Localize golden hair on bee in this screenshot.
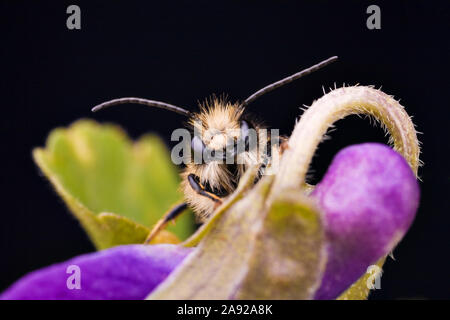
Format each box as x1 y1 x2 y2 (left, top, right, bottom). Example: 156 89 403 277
91 56 338 242
191 96 244 138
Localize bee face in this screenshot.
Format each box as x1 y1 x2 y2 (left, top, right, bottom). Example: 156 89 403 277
193 101 242 148
181 97 277 221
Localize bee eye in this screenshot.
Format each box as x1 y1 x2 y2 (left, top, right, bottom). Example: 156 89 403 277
240 120 251 147
240 120 249 140
191 135 206 155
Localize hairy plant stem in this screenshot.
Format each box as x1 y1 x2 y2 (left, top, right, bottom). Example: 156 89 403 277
271 86 420 198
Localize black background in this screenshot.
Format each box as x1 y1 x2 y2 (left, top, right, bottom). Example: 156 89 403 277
1 1 449 299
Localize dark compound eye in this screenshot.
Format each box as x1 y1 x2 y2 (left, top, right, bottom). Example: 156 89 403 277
240 120 250 141
222 121 250 159
240 120 253 150
191 135 206 155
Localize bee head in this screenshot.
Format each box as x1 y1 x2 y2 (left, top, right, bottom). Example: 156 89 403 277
188 96 259 164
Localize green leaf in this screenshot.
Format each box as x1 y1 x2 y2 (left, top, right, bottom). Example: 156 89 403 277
148 176 326 299
33 120 194 249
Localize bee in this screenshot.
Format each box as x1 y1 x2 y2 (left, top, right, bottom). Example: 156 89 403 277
92 56 337 243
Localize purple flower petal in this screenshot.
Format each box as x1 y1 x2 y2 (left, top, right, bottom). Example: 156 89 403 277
1 244 193 300
312 143 420 299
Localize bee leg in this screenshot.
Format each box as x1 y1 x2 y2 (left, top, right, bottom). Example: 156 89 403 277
144 202 188 244
188 174 223 204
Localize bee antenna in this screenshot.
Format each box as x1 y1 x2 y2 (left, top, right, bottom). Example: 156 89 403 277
91 97 191 116
241 56 338 107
